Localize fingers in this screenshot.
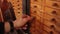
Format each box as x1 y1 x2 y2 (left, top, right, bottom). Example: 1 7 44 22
22 25 28 30
21 16 34 30
26 15 32 20
23 16 32 22
15 14 34 30
22 14 27 18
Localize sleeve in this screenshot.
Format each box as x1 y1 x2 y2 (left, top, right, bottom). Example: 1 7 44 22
0 22 4 34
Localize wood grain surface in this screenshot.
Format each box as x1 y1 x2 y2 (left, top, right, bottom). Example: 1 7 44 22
3 0 60 34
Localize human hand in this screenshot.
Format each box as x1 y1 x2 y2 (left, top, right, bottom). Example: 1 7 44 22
14 14 32 28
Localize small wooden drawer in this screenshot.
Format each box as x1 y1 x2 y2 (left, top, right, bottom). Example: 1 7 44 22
44 20 54 27
30 4 43 10
30 4 44 16
46 0 60 9
13 3 22 8
43 13 60 23
30 8 38 14
44 25 58 34
44 18 60 33
44 7 60 17
43 13 55 21
30 0 42 5
9 0 22 6
49 0 60 2
44 20 56 29
30 9 44 17
30 8 44 16
44 26 52 33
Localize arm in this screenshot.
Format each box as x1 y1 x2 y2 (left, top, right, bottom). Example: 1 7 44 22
5 15 32 33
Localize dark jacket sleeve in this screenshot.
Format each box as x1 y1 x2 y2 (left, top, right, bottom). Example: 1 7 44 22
0 22 4 34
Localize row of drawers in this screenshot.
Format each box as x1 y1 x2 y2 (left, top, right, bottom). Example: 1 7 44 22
9 0 23 19
30 0 60 34
31 15 60 34
31 0 60 9
31 4 60 17
31 11 60 29
45 0 60 9
30 13 60 34
9 0 60 34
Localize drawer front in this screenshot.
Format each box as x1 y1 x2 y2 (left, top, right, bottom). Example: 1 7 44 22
44 21 60 33
30 4 43 11
44 25 58 34
44 20 60 31
43 12 55 21
31 0 42 5
46 0 60 9
49 0 60 2
44 7 60 17
31 9 60 23
43 13 60 23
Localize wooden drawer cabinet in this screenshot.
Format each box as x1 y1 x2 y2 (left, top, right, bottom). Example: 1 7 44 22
5 0 60 34
46 0 60 9
30 0 60 34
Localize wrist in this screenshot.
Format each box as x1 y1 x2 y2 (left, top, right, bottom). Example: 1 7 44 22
13 20 22 29
13 21 19 28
